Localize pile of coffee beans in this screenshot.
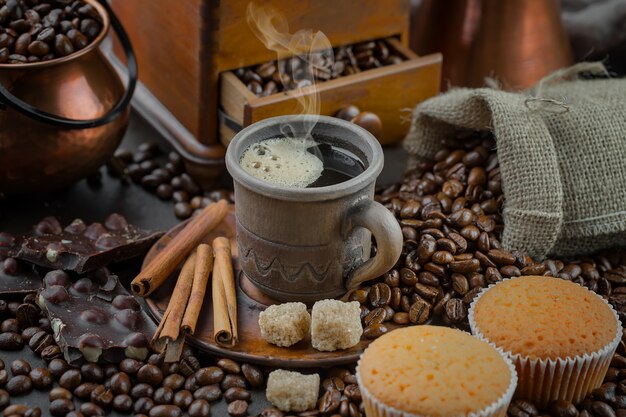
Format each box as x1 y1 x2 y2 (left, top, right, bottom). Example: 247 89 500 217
234 38 405 97
346 132 626 416
0 292 269 416
97 142 234 220
0 0 102 64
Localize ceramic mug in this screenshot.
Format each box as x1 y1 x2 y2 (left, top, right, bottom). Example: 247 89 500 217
225 115 403 302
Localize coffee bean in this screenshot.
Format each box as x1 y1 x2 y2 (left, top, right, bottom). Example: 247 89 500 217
363 307 385 326
29 367 52 389
408 298 430 324
363 323 388 339
137 364 163 386
49 387 73 401
194 367 223 386
508 399 538 417
184 375 200 392
240 363 263 388
452 258 482 273
179 356 200 377
47 359 70 378
109 371 131 394
258 408 285 417
319 389 341 413
591 401 616 417
150 405 182 417
89 385 113 408
53 33 73 56
10 360 30 376
217 358 241 374
74 382 98 399
130 383 154 399
134 396 155 414
221 374 246 391
223 387 251 403
188 399 210 417
173 390 193 410
344 384 361 402
154 386 174 404
112 394 133 412
59 369 82 391
368 283 391 307
193 384 221 402
0 388 8 409
80 363 104 383
6 375 32 395
160 373 184 391
4 404 29 416
174 202 192 219
20 326 40 342
227 400 248 417
119 358 141 375
40 344 62 361
414 283 439 301
0 369 8 386
0 332 23 350
28 330 53 354
593 383 617 402
77 402 104 417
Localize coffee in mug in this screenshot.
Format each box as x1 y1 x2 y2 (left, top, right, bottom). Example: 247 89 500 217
239 137 365 188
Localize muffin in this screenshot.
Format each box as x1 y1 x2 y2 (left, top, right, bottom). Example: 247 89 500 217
469 276 621 407
356 325 516 417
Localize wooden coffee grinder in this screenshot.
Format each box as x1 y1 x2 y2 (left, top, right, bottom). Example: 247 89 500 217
110 0 442 187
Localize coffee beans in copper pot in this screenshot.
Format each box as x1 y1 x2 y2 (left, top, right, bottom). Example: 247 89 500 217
0 0 102 64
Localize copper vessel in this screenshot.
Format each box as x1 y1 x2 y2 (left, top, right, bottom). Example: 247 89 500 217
467 0 573 89
412 0 573 90
0 0 137 193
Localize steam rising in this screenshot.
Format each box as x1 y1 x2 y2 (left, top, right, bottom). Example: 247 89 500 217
246 3 333 141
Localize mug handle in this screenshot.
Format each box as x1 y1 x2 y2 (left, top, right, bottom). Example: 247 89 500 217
343 199 403 290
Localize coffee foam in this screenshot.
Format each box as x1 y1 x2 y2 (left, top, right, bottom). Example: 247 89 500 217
240 137 323 188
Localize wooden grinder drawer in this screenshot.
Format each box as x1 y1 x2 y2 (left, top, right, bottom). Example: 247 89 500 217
220 39 442 147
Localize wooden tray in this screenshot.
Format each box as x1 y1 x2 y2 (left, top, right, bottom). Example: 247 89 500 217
142 206 396 367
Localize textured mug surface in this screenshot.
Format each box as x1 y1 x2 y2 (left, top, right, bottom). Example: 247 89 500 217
226 115 402 302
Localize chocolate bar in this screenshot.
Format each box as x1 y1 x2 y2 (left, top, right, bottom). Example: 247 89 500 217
13 214 163 274
37 269 156 364
0 233 42 295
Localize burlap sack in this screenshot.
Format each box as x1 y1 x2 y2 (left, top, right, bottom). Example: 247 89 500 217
404 63 626 260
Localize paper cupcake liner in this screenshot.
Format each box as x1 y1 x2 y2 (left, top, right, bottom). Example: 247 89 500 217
468 277 622 409
355 346 517 417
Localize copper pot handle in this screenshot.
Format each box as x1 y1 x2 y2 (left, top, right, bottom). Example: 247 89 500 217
343 199 403 290
0 0 137 129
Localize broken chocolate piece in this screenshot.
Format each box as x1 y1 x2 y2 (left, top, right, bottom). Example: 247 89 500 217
37 269 156 365
13 214 163 273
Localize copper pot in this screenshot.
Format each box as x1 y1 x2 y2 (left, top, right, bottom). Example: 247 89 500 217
411 0 573 90
0 0 137 193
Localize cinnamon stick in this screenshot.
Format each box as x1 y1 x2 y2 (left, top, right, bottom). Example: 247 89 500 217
212 237 238 347
181 244 214 334
131 199 229 296
151 250 197 353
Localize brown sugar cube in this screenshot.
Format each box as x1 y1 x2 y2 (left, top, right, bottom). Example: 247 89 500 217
258 302 311 347
311 299 363 351
266 369 320 412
